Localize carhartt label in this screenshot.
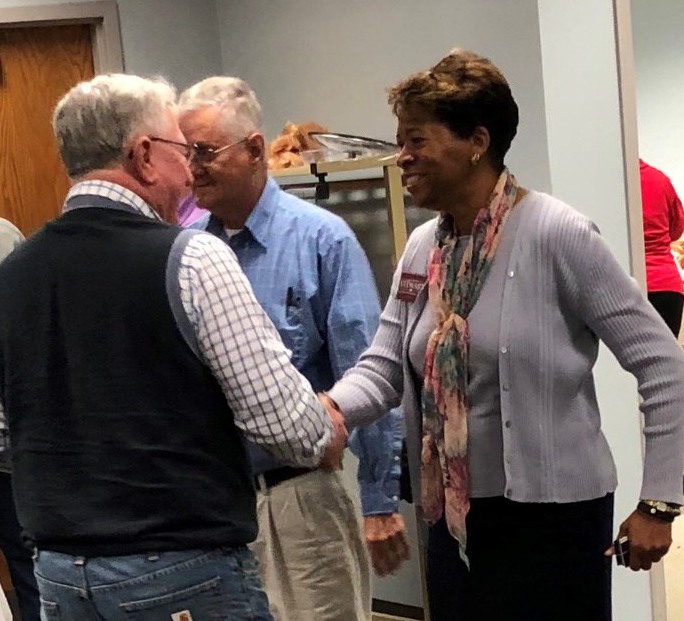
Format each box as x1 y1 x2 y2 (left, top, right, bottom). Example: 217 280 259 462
396 272 426 303
171 611 193 621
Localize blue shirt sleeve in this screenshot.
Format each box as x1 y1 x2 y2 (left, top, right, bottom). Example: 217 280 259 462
348 408 402 515
318 225 402 515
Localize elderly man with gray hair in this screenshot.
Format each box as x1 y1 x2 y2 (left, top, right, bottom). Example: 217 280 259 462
179 77 409 621
0 73 347 621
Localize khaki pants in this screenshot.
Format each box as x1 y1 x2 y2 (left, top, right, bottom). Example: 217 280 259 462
250 469 371 621
0 589 10 621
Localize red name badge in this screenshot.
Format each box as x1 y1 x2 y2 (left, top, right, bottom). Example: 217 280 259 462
396 272 426 303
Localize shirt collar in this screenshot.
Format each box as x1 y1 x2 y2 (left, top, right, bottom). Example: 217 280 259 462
206 177 279 248
64 180 162 222
244 177 279 247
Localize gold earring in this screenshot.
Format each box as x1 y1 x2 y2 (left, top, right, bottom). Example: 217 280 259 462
470 153 481 166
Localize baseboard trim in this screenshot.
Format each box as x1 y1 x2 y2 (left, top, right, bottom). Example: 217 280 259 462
372 598 425 620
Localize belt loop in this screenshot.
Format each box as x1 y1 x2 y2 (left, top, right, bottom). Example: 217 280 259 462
256 474 267 493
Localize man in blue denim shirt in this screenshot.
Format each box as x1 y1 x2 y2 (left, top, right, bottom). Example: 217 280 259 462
179 77 408 620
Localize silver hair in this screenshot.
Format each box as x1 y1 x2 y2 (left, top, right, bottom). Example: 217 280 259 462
52 73 177 178
178 76 263 138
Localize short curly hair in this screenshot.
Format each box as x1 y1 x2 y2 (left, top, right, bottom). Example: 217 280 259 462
388 49 518 169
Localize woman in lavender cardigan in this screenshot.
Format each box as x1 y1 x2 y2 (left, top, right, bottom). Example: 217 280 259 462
324 49 684 621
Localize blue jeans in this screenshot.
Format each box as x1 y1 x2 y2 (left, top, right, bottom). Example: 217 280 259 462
33 546 273 621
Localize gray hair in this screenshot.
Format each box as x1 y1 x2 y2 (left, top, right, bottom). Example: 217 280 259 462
52 74 177 178
178 77 263 138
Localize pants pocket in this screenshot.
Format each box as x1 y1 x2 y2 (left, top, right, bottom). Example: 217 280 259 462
120 576 225 621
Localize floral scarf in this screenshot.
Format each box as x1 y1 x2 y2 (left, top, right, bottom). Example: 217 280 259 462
421 169 518 561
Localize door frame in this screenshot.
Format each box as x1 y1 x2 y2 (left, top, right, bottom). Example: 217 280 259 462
0 1 123 73
612 0 668 618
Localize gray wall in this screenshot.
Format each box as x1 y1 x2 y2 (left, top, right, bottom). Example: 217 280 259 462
216 0 552 193
631 0 684 197
0 0 223 90
117 0 222 90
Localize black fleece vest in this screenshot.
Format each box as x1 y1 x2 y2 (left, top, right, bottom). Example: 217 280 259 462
0 199 256 555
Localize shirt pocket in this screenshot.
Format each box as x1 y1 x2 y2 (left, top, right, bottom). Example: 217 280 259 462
280 291 305 367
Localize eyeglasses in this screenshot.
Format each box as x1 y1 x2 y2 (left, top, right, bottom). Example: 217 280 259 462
191 137 249 165
149 136 194 161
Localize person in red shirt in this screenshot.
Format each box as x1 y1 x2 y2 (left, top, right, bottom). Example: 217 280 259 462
640 159 684 336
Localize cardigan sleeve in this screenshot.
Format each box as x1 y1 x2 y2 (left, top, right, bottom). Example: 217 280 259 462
553 209 684 504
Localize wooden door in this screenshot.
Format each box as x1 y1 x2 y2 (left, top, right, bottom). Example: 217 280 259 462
0 24 95 235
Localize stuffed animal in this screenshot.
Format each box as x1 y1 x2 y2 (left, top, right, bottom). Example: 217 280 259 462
268 121 328 169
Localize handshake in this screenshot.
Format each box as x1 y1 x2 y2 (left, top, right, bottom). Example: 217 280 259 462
318 393 347 471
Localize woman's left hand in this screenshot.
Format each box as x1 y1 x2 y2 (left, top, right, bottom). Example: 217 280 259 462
605 510 673 571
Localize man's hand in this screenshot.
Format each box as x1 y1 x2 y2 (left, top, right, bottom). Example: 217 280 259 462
318 393 347 471
365 513 410 576
605 510 673 571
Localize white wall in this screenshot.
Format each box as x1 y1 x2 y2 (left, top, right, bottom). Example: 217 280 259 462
538 1 655 619
216 0 552 193
0 0 223 90
116 0 223 90
631 0 684 198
